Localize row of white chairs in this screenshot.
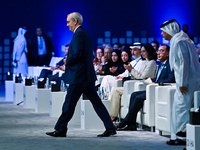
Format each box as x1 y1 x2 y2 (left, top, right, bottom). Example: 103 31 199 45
97 75 200 135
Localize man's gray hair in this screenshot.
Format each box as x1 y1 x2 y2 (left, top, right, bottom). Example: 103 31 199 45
68 12 83 25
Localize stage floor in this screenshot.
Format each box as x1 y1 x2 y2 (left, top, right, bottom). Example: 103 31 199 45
0 102 185 150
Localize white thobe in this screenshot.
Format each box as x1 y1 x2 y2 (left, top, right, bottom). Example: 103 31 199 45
13 28 28 77
169 32 200 140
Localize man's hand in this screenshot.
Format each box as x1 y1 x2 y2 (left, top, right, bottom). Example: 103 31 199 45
59 66 65 71
51 66 58 71
101 56 107 63
179 86 188 95
124 63 133 73
63 58 67 65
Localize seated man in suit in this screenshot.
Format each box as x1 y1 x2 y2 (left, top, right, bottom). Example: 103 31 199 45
38 44 69 82
116 44 175 131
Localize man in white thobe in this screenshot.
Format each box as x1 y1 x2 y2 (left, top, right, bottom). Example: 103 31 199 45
13 27 28 77
160 19 200 145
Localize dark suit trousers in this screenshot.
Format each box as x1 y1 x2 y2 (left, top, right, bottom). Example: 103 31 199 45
55 80 114 133
123 91 146 125
39 69 52 79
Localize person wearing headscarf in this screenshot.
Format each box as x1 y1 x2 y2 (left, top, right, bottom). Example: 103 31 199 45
103 49 124 76
12 27 28 77
160 19 200 145
100 48 132 100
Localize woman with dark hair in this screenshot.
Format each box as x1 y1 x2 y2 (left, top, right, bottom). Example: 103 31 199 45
100 49 132 99
121 48 132 64
110 43 157 121
93 47 104 72
124 43 157 79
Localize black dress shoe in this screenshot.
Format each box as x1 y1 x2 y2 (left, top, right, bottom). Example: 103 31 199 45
115 122 127 129
117 125 137 131
97 129 117 137
46 130 66 137
176 131 186 137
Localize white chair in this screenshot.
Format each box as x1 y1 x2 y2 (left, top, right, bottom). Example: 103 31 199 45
136 84 159 132
113 79 123 88
120 80 145 119
95 75 104 86
155 85 176 135
194 90 200 110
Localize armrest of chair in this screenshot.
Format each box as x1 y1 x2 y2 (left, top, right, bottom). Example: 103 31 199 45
134 81 147 92
123 80 139 96
113 79 123 88
95 75 104 86
194 90 200 110
145 84 159 124
52 70 64 77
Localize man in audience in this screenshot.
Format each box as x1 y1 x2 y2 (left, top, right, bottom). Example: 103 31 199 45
151 40 159 52
113 42 121 50
116 43 145 80
151 40 160 65
109 43 146 121
96 47 112 75
116 44 175 130
160 19 200 145
182 24 194 42
38 44 69 82
30 27 55 66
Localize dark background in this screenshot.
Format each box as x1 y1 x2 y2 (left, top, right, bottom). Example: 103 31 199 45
0 0 199 84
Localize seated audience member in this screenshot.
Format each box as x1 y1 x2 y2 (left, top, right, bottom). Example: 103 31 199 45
110 43 157 121
196 43 200 63
38 45 69 81
116 44 175 130
96 47 112 75
151 40 161 65
151 40 159 52
93 47 104 72
182 24 194 42
103 49 125 76
100 43 146 99
100 48 132 99
113 42 122 50
102 42 108 49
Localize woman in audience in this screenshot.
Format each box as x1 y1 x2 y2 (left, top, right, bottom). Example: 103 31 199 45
93 47 104 72
100 48 132 99
99 49 123 76
110 43 157 121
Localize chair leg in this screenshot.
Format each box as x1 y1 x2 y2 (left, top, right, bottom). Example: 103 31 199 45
138 123 143 129
140 108 143 129
159 130 162 136
150 126 154 132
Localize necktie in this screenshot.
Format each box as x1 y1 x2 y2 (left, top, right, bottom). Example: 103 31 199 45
39 37 43 49
155 63 164 82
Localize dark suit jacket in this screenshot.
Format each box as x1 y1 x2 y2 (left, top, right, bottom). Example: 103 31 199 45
64 26 96 84
30 35 54 66
152 59 175 83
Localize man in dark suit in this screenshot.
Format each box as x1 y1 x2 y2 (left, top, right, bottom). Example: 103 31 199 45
29 27 55 66
116 45 175 131
38 44 69 82
46 12 116 137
